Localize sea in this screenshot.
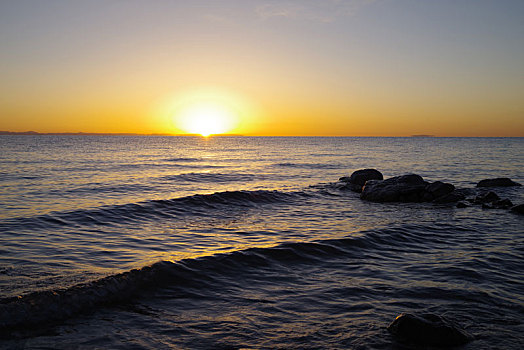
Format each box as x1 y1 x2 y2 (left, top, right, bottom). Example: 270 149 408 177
0 135 522 349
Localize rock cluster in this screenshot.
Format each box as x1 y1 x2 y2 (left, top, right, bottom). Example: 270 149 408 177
357 173 460 203
338 169 523 213
388 313 472 347
473 191 513 209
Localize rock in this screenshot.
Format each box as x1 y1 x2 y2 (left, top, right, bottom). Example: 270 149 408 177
425 181 455 199
340 169 383 193
350 169 384 186
510 204 524 214
361 174 428 203
388 313 472 347
360 174 464 204
492 198 513 209
347 183 363 192
477 178 521 187
456 201 468 208
475 191 500 204
433 191 466 204
481 198 513 209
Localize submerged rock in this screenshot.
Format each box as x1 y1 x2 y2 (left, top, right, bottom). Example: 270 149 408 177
477 178 521 187
493 198 513 209
456 201 468 208
510 204 524 214
339 169 383 192
475 192 513 209
433 191 465 204
475 191 500 204
388 313 472 347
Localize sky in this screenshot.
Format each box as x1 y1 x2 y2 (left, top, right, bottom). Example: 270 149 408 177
1 0 523 136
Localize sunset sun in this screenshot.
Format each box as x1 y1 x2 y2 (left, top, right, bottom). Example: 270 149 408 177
166 88 256 137
176 102 237 137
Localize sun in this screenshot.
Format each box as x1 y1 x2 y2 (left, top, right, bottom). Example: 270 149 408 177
159 88 258 136
176 102 236 137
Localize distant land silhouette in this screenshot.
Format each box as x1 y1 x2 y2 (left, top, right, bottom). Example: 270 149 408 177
0 131 243 136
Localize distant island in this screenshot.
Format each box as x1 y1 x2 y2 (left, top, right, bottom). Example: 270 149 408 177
0 131 40 135
0 131 170 136
0 131 243 136
410 134 435 137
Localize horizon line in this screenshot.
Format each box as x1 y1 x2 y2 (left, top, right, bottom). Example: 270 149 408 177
1 131 522 138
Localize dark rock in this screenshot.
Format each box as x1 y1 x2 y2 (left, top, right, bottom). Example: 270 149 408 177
425 181 455 199
477 178 521 187
510 204 524 214
360 174 465 204
388 313 472 347
335 182 363 192
421 192 434 202
399 191 421 202
396 174 426 185
456 201 468 208
361 174 428 202
361 179 399 202
492 198 513 209
433 191 466 204
350 169 384 186
341 169 383 193
475 191 500 204
347 183 364 192
480 198 513 209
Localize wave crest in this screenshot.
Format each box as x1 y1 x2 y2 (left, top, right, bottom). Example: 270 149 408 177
0 190 304 232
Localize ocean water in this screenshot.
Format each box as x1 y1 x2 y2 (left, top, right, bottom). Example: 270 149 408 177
0 135 522 349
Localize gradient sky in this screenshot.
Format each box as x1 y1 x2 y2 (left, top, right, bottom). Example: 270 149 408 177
1 0 523 136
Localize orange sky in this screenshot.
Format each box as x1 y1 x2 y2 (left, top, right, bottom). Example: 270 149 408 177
1 1 523 136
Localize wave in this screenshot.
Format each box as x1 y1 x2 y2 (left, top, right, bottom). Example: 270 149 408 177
162 157 233 168
0 189 304 232
3 223 514 335
160 172 258 183
164 157 201 162
36 183 155 197
0 240 350 333
0 173 42 182
274 162 347 170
